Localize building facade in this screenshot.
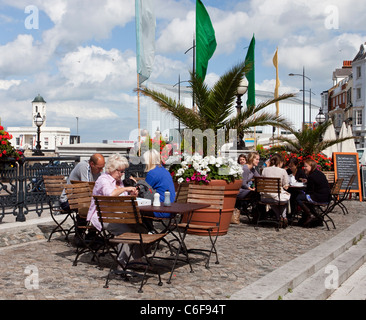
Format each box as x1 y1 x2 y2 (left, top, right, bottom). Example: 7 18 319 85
322 44 366 148
8 94 71 151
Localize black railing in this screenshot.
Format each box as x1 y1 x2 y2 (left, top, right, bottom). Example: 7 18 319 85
0 157 79 222
0 156 147 223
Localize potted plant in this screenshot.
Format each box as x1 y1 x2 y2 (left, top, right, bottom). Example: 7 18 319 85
0 125 23 169
138 60 294 235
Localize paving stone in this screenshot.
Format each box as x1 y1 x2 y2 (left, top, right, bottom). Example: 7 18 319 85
0 200 365 300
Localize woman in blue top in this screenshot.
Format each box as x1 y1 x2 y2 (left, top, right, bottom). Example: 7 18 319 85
143 149 176 219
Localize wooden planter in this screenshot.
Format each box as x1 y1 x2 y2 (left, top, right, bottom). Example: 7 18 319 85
180 179 242 236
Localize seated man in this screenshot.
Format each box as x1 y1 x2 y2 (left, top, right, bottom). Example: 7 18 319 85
60 153 105 211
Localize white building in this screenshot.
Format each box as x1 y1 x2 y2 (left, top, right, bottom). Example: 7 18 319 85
145 82 320 147
8 94 71 151
352 44 366 147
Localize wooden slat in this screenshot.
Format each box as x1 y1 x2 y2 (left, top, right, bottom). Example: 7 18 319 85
94 196 142 225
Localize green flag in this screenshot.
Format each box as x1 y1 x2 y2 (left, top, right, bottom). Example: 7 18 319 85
245 35 255 107
196 0 217 81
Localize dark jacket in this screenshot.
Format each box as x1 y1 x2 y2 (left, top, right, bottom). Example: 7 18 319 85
306 169 331 203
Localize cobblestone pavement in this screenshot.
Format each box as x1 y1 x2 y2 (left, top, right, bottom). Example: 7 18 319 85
1 199 366 300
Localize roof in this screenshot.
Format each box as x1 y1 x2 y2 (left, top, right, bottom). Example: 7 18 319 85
32 94 46 103
353 44 366 62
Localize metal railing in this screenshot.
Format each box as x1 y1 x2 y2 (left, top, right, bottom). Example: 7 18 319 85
0 156 146 223
0 157 79 222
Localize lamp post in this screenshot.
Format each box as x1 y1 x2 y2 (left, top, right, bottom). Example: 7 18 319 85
300 88 316 126
236 78 249 115
289 67 311 129
236 78 249 150
316 108 326 125
33 112 44 156
316 108 326 142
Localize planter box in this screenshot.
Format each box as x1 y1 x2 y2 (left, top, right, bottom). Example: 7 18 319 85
180 179 242 236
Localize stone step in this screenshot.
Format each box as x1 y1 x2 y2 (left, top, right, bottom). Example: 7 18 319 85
283 237 366 300
230 216 366 300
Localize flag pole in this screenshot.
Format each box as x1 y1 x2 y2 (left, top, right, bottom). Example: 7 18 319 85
137 73 141 157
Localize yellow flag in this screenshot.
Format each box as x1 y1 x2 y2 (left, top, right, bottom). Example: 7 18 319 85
273 48 280 116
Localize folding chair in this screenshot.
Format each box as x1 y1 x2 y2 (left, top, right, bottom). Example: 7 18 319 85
64 183 103 266
43 175 73 242
333 174 355 215
175 182 189 203
94 195 168 293
176 184 225 269
254 177 289 231
323 171 335 188
302 179 346 231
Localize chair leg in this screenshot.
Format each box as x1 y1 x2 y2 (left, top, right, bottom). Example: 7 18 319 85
205 229 219 269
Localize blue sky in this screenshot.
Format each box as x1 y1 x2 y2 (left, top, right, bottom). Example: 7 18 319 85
1 0 365 142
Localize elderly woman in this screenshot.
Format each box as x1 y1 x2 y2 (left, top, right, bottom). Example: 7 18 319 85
87 153 138 231
87 153 142 266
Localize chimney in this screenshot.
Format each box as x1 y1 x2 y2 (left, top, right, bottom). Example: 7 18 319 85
343 60 352 68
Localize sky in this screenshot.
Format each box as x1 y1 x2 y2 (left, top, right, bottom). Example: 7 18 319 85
1 0 366 143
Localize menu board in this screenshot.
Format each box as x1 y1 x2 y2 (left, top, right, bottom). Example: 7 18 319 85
334 152 362 201
362 167 366 200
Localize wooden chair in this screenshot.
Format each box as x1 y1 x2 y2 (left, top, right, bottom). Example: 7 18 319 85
174 182 189 203
302 178 346 231
64 183 102 266
43 175 73 242
176 184 225 270
323 171 335 185
254 177 289 231
94 195 168 293
335 174 356 215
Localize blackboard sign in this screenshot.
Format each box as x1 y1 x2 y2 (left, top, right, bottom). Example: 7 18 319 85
334 152 362 201
362 167 366 201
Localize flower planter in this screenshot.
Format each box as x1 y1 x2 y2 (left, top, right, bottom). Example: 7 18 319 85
180 179 242 236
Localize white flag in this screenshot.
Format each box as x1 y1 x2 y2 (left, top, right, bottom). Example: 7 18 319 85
135 0 156 86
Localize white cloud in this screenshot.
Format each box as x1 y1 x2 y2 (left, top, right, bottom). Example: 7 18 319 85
0 80 21 90
0 35 50 76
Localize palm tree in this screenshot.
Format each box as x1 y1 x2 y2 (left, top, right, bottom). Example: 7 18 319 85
270 121 355 156
137 60 295 154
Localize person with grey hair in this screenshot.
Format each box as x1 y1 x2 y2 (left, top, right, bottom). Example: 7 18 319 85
87 153 146 266
87 154 138 230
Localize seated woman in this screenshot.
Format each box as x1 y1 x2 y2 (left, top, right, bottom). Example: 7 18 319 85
86 153 142 265
286 158 307 221
296 159 331 227
261 153 291 227
142 149 176 231
235 152 261 219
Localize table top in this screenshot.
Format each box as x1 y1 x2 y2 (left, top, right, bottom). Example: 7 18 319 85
139 202 210 214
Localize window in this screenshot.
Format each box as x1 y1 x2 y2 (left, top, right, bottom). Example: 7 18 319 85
355 110 363 126
357 88 361 100
357 66 362 79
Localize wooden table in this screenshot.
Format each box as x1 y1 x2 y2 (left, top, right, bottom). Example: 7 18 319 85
139 202 210 283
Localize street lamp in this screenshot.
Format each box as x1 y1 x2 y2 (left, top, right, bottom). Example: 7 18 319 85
33 112 44 156
289 67 311 129
236 77 249 114
316 108 326 125
235 78 249 150
316 108 326 142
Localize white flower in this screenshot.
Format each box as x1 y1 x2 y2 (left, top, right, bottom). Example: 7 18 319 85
177 177 184 184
